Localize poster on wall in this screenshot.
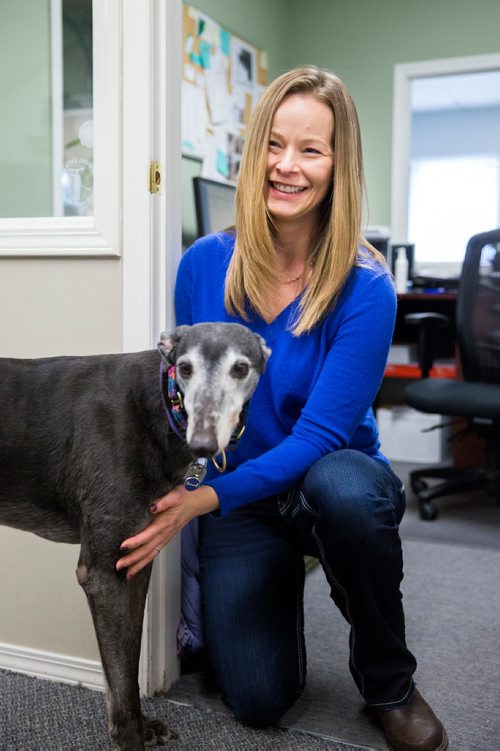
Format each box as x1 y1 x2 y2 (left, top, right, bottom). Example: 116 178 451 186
182 4 268 184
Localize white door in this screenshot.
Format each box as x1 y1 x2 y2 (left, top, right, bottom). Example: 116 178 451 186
0 0 183 694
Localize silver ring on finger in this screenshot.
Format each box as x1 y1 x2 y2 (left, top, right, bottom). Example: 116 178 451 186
155 545 161 554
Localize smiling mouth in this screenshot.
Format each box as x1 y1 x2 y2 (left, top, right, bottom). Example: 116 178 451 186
271 182 307 194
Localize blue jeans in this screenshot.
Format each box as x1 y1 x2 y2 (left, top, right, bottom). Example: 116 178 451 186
199 449 417 728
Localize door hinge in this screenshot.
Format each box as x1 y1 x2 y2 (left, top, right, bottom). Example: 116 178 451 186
149 161 162 194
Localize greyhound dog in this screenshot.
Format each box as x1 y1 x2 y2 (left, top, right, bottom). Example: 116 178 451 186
0 322 270 750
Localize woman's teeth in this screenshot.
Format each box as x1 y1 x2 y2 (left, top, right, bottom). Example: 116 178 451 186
272 182 306 193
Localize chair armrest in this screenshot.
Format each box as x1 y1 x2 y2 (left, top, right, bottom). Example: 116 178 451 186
404 312 450 378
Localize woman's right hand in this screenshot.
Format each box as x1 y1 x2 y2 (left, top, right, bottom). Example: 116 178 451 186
115 484 219 579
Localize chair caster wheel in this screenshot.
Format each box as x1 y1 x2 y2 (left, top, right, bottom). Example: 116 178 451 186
419 501 438 521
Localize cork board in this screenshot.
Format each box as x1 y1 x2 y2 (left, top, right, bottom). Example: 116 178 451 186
182 4 268 183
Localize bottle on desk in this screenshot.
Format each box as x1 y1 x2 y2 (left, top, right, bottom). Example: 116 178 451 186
394 246 409 294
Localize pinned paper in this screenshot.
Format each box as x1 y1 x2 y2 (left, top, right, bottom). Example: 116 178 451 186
199 40 212 69
220 29 230 56
216 149 229 178
182 4 267 182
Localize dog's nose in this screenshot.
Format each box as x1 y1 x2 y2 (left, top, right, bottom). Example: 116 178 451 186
188 433 219 458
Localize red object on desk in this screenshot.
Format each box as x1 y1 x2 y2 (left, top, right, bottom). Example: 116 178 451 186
384 363 457 379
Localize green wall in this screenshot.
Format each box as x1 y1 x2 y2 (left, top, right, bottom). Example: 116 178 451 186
288 0 500 227
183 0 500 242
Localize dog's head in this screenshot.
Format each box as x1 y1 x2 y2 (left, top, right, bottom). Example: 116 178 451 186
158 323 271 457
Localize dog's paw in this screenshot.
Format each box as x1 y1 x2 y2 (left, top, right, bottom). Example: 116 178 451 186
142 716 177 746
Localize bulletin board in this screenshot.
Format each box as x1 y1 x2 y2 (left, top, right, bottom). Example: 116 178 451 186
182 4 268 183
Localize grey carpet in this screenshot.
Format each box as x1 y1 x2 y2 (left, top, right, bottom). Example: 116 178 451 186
168 540 500 751
0 669 366 751
395 460 500 551
286 540 500 751
167 462 500 751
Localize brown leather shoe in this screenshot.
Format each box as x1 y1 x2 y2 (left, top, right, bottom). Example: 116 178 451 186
377 690 448 750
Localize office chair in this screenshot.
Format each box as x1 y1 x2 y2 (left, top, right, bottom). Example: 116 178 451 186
403 228 500 520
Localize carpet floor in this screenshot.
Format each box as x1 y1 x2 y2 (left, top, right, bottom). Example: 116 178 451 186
1 668 367 751
167 462 500 751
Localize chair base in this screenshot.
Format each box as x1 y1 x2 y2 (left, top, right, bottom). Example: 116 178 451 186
409 466 490 520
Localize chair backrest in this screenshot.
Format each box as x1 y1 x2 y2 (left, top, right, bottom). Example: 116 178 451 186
457 228 500 384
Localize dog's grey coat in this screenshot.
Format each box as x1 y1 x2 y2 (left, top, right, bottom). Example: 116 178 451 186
0 322 269 750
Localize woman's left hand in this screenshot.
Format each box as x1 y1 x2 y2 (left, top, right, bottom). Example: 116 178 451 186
116 484 219 580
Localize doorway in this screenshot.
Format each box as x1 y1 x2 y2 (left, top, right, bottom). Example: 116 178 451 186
391 54 500 276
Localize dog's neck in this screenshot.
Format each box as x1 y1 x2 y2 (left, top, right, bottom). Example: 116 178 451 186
160 362 188 440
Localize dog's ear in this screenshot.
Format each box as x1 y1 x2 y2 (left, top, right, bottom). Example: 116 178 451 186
254 333 271 373
158 326 191 365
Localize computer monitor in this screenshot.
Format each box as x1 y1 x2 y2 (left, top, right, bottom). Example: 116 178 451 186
365 228 391 266
193 176 236 238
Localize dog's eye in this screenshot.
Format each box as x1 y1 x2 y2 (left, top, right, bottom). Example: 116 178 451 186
177 362 193 379
230 361 249 379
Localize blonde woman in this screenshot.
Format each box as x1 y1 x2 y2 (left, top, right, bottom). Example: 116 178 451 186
118 67 447 751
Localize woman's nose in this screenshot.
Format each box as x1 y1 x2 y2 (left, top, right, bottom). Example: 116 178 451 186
276 147 299 173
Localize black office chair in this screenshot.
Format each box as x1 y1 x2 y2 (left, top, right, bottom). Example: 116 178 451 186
403 228 500 520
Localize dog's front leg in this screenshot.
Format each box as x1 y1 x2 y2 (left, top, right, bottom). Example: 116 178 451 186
76 548 173 750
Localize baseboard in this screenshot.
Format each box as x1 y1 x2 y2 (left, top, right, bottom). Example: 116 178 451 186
0 642 104 691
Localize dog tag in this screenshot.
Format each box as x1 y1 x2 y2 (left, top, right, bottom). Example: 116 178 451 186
184 458 208 490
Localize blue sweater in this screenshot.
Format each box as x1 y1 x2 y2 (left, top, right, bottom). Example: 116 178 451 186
175 231 396 516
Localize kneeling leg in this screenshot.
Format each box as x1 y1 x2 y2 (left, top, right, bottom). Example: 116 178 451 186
200 506 306 728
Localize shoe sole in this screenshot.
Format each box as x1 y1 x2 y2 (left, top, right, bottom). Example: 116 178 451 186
388 728 449 751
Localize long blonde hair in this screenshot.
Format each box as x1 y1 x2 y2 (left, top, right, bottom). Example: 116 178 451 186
224 65 383 336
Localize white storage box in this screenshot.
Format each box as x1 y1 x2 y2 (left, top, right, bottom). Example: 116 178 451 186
376 406 451 463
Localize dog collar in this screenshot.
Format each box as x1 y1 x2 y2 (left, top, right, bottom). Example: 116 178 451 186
159 362 248 474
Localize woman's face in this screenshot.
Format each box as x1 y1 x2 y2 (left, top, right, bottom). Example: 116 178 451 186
265 94 334 230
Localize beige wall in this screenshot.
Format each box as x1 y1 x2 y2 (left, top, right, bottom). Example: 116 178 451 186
0 258 122 660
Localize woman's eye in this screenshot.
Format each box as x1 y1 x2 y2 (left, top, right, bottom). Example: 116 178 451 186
177 362 193 378
304 147 320 155
268 140 281 151
231 361 250 379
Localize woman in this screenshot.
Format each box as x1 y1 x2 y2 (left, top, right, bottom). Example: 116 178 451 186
117 66 447 751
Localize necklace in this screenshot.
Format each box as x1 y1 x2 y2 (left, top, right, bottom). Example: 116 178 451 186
269 262 313 285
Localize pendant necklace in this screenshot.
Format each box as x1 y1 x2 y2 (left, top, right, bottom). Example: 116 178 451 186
269 262 313 285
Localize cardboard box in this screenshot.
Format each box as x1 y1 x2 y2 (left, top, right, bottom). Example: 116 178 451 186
376 406 451 463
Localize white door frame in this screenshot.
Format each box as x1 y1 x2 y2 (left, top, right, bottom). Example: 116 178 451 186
122 0 183 694
390 52 500 244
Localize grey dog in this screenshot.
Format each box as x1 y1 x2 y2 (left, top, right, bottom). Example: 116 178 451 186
0 322 270 750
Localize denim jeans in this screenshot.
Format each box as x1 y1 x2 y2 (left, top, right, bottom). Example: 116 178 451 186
199 449 417 728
